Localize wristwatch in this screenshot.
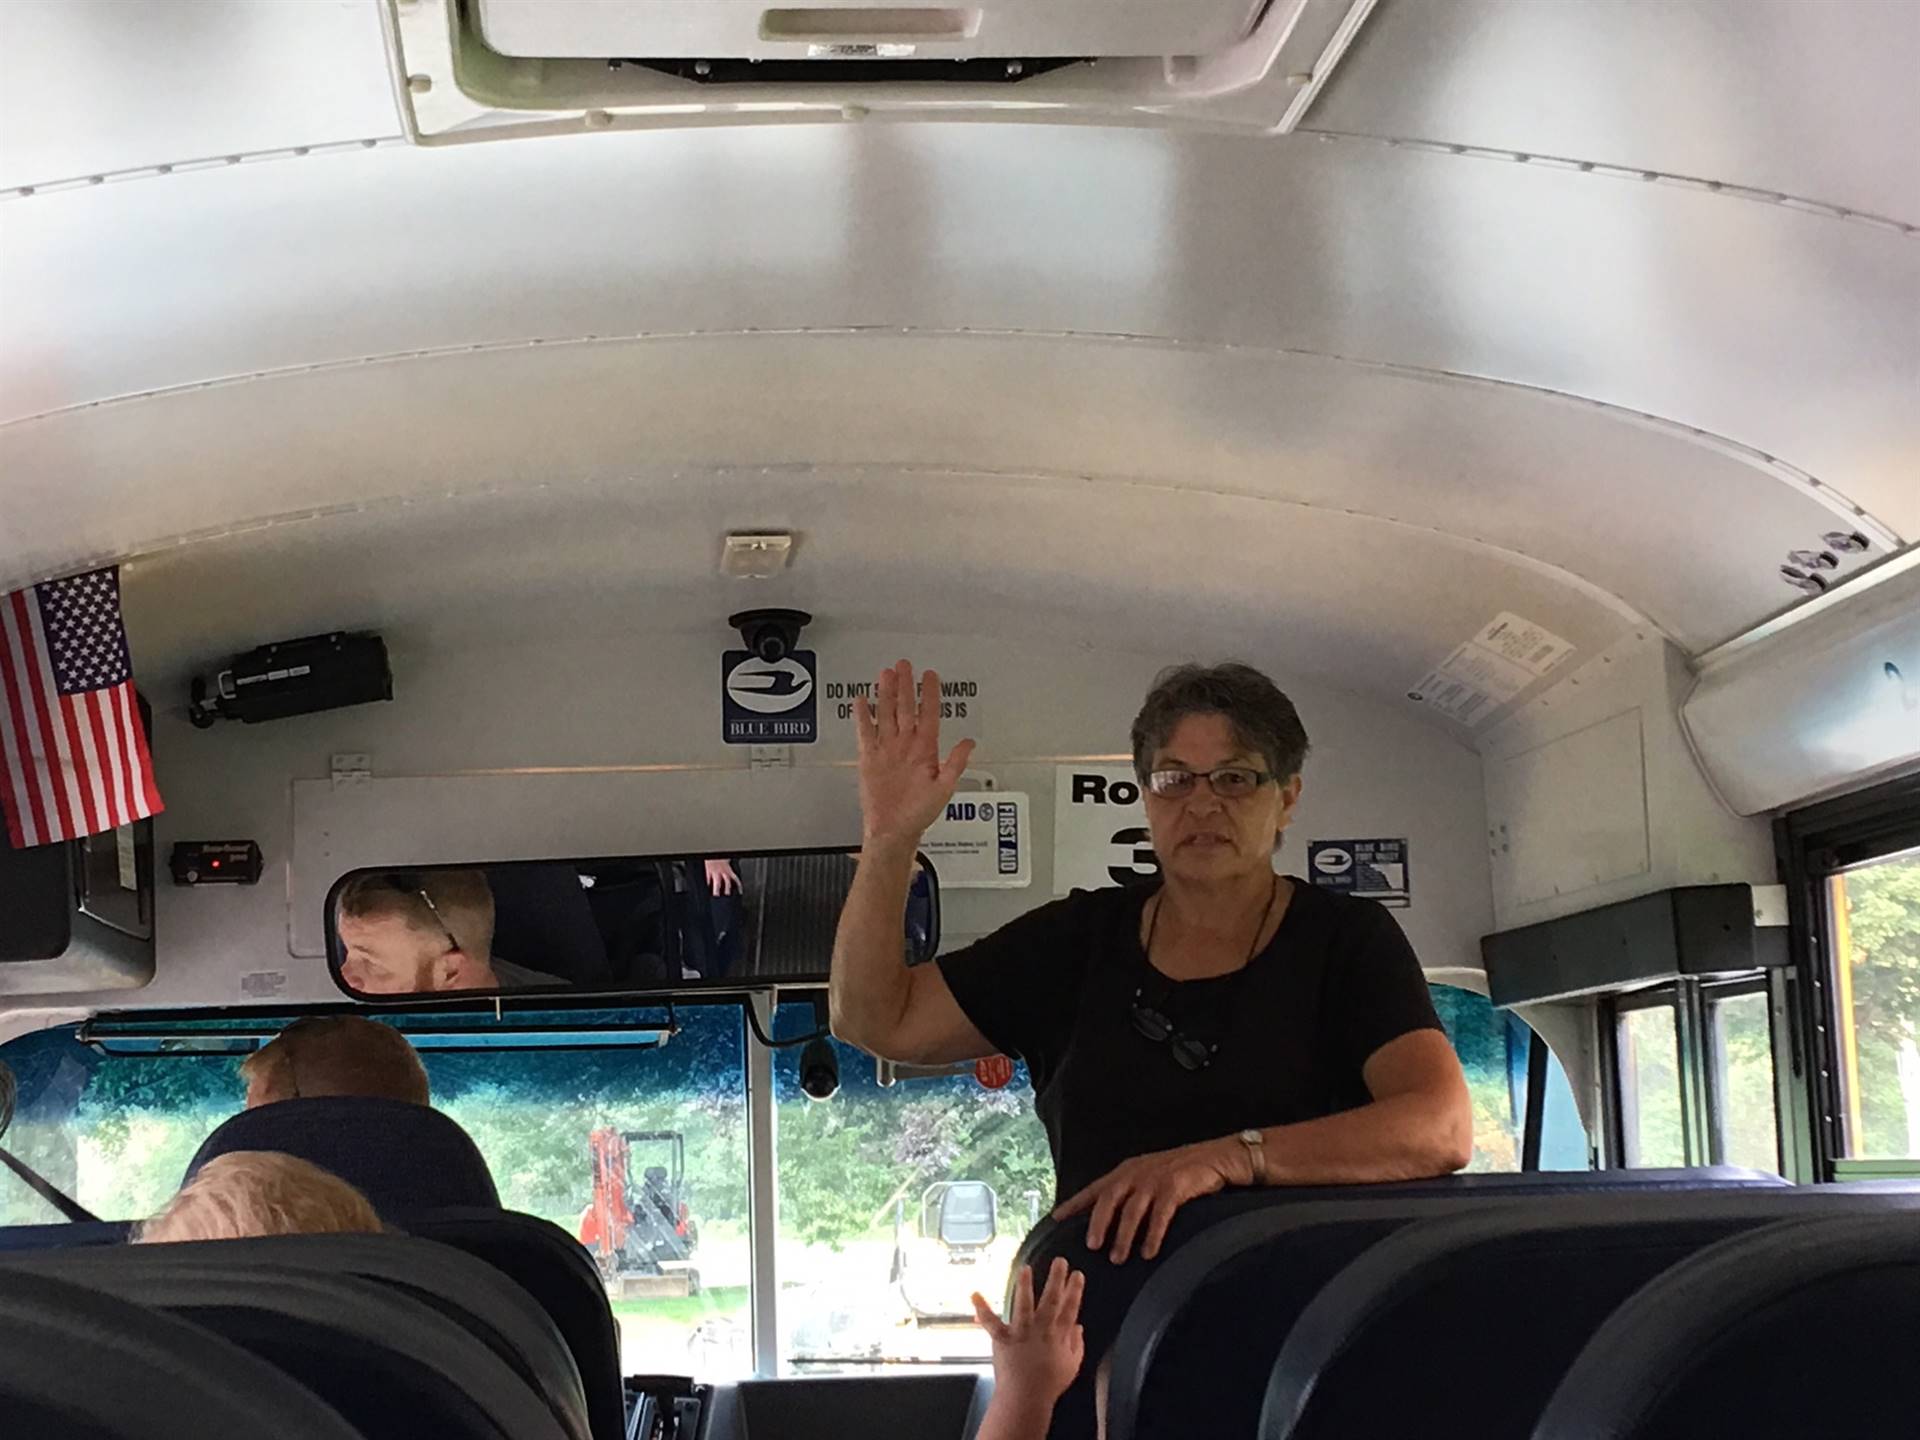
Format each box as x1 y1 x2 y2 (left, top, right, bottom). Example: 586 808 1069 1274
1237 1128 1267 1185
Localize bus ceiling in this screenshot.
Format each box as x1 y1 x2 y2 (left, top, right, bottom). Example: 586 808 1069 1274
0 3 1913 824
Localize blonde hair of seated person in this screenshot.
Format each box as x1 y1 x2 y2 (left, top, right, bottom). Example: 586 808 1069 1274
135 1151 383 1244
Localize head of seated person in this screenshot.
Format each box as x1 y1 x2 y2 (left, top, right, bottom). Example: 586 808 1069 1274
242 1015 431 1110
136 1151 383 1243
336 869 504 994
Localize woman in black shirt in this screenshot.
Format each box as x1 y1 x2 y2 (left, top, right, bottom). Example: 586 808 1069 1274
831 660 1472 1437
830 659 1472 1265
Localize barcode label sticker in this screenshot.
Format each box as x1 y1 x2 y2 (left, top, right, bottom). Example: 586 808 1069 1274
1407 671 1497 725
1437 642 1535 703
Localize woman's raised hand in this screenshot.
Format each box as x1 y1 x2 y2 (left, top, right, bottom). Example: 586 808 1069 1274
853 660 976 848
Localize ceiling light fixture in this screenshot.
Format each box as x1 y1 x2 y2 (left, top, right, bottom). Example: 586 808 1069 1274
721 531 795 579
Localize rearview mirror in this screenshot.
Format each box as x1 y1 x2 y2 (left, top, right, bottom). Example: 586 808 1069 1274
326 848 938 1001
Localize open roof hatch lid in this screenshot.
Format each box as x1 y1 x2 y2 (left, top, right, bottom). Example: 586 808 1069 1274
393 0 1375 138
472 1 1271 62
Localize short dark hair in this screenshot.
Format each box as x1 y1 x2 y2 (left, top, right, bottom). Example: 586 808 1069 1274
1130 663 1311 782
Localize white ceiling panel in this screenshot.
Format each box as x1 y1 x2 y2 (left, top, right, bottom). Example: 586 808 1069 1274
3 123 1913 548
0 333 1878 652
1307 0 1920 227
0 0 399 191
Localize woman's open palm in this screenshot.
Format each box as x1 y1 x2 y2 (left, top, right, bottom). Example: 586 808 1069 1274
854 660 975 845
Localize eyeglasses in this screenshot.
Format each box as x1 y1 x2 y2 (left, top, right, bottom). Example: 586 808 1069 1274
376 872 462 955
1130 987 1218 1072
413 887 463 955
1146 766 1274 800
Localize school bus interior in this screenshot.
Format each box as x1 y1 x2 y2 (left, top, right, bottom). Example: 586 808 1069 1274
1 0 1917 1436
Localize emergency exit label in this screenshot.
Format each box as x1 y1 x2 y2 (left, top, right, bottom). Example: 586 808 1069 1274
1309 839 1411 908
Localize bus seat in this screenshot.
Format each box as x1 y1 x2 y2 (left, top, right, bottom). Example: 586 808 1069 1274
0 1233 592 1440
719 1373 993 1439
400 1206 626 1440
24 1260 570 1440
1534 1211 1920 1440
0 1218 130 1251
184 1095 500 1213
0 1267 363 1440
1088 1169 1789 1440
1258 1188 1920 1440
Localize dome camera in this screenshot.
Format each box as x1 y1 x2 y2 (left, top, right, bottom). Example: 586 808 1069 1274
798 1037 840 1101
729 608 812 665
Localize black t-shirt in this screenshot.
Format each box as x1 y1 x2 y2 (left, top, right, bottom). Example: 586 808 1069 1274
938 879 1443 1202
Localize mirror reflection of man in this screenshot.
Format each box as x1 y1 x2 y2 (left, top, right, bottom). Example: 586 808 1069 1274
336 869 562 994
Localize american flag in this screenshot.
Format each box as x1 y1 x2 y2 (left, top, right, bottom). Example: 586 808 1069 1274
0 567 163 849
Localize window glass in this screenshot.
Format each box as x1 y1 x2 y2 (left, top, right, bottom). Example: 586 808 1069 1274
771 1007 1052 1374
1430 984 1587 1171
1831 852 1920 1158
1708 990 1779 1174
0 1005 751 1379
0 1025 239 1226
1619 1002 1687 1168
428 1007 751 1379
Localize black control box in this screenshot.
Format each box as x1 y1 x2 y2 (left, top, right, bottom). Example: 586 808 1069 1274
190 631 392 728
170 841 263 886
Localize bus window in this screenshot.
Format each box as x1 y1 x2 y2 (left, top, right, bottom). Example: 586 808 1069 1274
0 1007 752 1379
1618 1000 1687 1169
1430 984 1586 1172
1706 986 1780 1174
771 1008 1051 1375
423 1006 751 1379
1830 851 1920 1160
0 1026 240 1226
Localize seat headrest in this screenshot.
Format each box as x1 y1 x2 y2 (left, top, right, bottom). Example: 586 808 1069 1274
184 1097 499 1215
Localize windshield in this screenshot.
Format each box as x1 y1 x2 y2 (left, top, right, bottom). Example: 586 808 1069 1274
0 983 1582 1378
0 1004 751 1377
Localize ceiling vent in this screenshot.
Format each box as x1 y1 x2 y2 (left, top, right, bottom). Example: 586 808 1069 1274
389 0 1376 139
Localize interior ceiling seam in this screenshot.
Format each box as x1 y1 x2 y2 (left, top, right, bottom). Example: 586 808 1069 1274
3 324 1895 553
0 136 407 203
2 120 1914 242
1292 128 1920 239
0 458 1661 643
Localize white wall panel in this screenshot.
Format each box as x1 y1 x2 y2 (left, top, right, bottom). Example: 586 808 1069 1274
1480 635 1775 933
0 631 1492 1007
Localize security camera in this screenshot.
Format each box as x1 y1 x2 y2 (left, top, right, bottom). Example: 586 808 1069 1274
729 609 812 665
798 1037 840 1101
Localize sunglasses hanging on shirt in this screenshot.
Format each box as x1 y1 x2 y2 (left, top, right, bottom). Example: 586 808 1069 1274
1129 875 1279 1072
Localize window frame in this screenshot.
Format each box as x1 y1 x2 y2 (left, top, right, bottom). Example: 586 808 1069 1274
1606 985 1694 1168
1777 770 1920 1181
1699 976 1782 1174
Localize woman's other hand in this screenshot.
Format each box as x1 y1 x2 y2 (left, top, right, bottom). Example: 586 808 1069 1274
704 859 741 896
1052 1138 1247 1263
853 660 975 847
972 1258 1087 1439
